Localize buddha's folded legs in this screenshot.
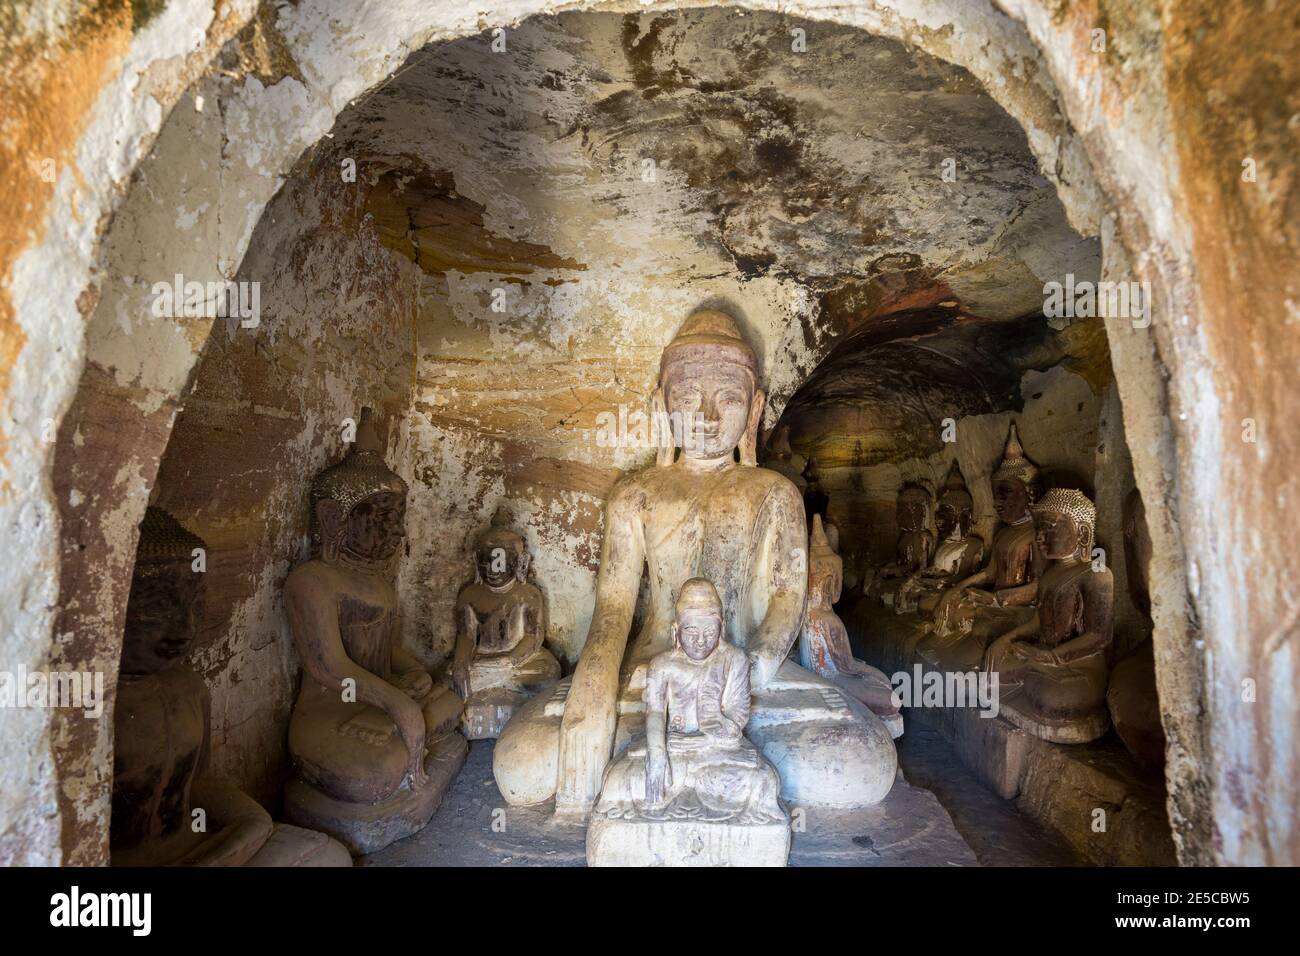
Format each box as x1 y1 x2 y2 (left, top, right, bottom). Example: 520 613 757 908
1023 654 1109 722
289 683 410 805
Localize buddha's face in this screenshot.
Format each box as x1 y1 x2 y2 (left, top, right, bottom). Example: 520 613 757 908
897 494 929 533
810 568 840 608
344 491 407 560
121 561 204 677
936 501 971 541
477 537 523 588
1034 509 1081 560
663 362 754 459
993 478 1031 524
676 608 722 661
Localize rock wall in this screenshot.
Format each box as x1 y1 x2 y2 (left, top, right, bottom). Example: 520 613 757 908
1 0 1296 867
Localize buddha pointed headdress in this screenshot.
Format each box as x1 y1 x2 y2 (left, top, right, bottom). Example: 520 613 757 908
992 421 1041 497
674 577 724 619
134 505 206 572
938 461 973 513
310 408 407 555
808 514 843 606
1034 487 1096 556
659 309 759 384
311 408 407 514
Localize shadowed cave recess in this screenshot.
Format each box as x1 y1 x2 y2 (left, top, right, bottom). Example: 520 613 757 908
47 6 1188 868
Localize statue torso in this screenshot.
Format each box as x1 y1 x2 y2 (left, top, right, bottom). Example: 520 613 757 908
991 520 1036 589
625 463 792 660
290 559 400 682
1037 560 1097 649
111 666 208 854
456 581 542 656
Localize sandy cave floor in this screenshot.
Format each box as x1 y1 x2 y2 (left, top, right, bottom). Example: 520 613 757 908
360 731 1081 867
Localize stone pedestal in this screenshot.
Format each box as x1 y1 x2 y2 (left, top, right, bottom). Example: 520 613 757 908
463 687 526 740
284 732 467 855
587 814 790 866
1000 690 1110 744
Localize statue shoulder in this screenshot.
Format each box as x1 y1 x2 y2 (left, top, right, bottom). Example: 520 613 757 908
607 470 655 511
716 640 749 672
745 465 804 508
285 559 337 603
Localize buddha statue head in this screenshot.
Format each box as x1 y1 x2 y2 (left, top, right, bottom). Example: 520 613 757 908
935 462 974 542
991 422 1041 525
311 408 408 565
1032 488 1096 563
808 515 843 610
121 507 207 678
474 508 529 591
657 310 763 466
896 483 933 535
671 577 725 662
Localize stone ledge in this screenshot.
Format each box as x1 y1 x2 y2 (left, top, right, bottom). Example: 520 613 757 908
587 814 791 866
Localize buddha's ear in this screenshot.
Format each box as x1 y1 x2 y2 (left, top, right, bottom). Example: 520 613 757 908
316 499 346 562
669 620 680 647
739 388 765 467
517 549 531 581
652 387 675 468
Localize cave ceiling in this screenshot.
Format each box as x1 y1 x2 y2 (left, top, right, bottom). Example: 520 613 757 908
317 8 1101 462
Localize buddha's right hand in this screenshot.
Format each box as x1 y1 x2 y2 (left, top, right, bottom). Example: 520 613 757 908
645 751 670 806
393 698 428 788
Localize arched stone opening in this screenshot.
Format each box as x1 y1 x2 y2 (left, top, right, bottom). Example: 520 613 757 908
3 0 1291 867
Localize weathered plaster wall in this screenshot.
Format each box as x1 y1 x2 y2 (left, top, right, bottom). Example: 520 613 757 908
147 146 422 806
2 0 1295 868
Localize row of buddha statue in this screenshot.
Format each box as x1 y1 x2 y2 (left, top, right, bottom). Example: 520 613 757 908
112 311 904 867
859 424 1159 752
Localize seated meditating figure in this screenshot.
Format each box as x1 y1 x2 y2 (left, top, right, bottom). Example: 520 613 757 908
112 507 350 867
867 482 934 607
917 423 1045 672
587 579 788 866
801 515 904 738
452 512 560 739
283 408 466 854
494 310 897 817
983 489 1114 742
896 462 985 615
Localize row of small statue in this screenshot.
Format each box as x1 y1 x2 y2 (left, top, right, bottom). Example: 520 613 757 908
114 312 905 867
857 423 1161 759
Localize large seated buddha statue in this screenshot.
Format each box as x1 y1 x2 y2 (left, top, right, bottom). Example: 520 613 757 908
916 423 1045 672
494 310 897 816
983 489 1114 742
112 507 350 867
282 409 466 854
801 515 904 738
588 579 789 866
452 511 560 739
896 462 985 615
